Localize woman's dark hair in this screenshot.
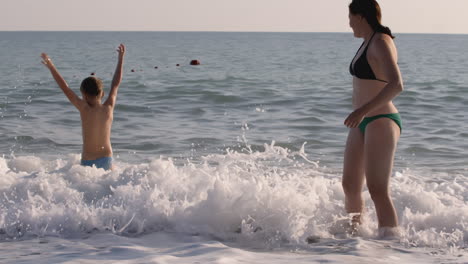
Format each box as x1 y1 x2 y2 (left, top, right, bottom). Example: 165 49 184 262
349 0 395 39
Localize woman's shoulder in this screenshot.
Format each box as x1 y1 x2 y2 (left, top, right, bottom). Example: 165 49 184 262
371 33 395 52
374 32 394 43
369 33 398 61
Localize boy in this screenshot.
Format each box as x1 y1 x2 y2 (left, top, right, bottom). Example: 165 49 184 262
41 44 126 170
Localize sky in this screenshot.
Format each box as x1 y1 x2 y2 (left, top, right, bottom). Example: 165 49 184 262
1 0 467 34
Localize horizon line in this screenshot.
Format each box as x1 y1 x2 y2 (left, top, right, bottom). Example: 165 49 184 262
1 30 467 36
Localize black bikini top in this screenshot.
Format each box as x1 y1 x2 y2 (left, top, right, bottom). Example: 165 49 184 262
349 32 386 82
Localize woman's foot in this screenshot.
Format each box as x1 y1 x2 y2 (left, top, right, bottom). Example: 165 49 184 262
348 213 361 236
378 226 401 239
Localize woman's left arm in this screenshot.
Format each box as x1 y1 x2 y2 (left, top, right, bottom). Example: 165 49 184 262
361 36 404 113
344 36 404 128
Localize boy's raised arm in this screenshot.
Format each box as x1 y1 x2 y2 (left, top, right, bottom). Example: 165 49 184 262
105 44 125 107
41 53 84 110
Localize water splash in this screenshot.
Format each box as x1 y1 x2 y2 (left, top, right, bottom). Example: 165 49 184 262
0 144 466 252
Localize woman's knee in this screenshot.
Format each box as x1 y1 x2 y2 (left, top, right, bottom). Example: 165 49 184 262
367 184 390 202
342 178 361 195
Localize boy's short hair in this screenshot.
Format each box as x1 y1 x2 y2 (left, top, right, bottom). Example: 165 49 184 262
80 77 103 97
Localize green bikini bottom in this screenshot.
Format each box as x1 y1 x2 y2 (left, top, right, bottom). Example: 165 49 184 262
358 113 402 134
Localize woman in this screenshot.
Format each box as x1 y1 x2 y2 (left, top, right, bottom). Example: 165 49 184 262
342 0 403 237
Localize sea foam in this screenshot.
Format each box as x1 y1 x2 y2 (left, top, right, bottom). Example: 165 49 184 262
0 143 466 252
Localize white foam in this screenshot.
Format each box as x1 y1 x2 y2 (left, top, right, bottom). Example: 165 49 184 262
0 232 447 264
0 144 467 256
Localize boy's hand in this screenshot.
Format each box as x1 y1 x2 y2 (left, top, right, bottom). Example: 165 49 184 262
41 53 55 69
106 44 125 107
117 44 125 60
40 52 84 110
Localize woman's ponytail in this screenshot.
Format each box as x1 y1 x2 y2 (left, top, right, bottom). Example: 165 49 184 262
349 0 395 39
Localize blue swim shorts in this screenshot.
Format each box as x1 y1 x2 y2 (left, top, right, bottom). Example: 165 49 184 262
81 157 113 170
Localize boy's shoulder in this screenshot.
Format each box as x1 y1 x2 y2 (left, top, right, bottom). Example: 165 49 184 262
80 103 112 114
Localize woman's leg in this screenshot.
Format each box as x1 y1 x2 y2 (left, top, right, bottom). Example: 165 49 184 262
342 128 366 219
364 118 400 228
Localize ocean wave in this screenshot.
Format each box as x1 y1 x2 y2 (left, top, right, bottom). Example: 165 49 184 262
0 144 466 251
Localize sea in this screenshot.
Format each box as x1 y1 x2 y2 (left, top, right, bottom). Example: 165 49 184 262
0 31 467 263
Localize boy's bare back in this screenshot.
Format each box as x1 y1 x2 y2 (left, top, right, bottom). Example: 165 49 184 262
80 103 114 160
41 44 125 168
